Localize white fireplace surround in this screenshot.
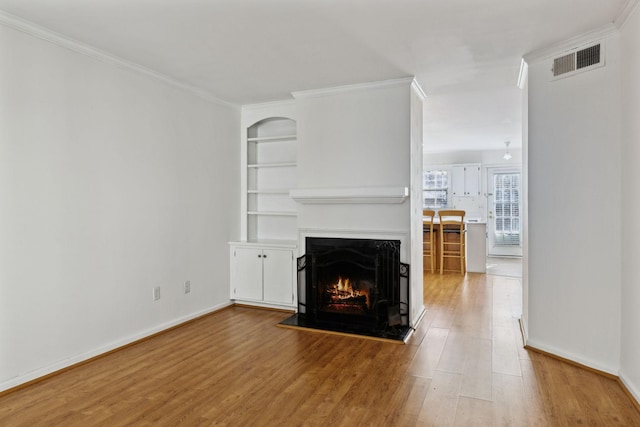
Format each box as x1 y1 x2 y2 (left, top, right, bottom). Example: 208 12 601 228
290 186 409 204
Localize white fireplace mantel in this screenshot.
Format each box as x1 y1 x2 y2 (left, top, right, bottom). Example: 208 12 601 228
289 186 409 204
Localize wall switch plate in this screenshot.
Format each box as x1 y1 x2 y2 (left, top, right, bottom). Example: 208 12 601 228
153 286 161 301
184 281 191 294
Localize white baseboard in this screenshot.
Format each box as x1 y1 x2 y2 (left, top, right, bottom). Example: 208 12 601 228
519 316 529 343
411 305 426 329
0 302 232 393
232 300 296 311
619 370 640 407
525 337 618 376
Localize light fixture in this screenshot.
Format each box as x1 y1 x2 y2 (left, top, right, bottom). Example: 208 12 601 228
503 141 512 160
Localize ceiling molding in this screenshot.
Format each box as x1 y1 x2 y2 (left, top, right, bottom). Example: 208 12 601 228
615 0 640 29
241 99 295 112
523 23 618 64
0 10 236 109
292 77 414 99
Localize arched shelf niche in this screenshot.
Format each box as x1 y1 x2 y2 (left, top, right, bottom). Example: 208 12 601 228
243 114 297 243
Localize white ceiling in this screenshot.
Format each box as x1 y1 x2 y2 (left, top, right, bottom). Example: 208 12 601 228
0 0 631 152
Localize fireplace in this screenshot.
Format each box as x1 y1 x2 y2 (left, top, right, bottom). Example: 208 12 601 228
280 237 411 341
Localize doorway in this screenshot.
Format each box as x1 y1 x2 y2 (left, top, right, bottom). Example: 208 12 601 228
487 167 522 257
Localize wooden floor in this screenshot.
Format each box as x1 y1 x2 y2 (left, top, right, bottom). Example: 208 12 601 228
1 272 639 426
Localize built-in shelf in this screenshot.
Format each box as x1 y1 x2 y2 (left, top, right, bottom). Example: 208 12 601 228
242 110 297 243
235 106 298 311
290 186 409 204
247 134 297 143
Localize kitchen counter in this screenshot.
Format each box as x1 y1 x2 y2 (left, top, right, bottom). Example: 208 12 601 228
426 216 485 224
423 217 486 273
465 222 487 273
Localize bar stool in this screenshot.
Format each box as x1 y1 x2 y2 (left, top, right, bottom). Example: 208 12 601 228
438 210 466 275
423 209 436 273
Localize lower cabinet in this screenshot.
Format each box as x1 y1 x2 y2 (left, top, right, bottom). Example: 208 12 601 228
229 243 296 308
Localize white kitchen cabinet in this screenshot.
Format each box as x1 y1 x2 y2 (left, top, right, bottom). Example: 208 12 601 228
229 243 296 308
451 164 481 197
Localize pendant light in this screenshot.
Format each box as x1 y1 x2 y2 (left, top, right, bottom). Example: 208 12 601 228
503 141 512 160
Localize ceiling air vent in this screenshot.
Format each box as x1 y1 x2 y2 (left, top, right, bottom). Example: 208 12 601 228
551 42 603 80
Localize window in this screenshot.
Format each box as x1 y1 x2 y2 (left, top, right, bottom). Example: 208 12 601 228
493 172 520 246
423 170 448 208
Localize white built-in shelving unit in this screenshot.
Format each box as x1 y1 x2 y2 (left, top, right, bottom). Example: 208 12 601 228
243 108 297 243
230 101 298 309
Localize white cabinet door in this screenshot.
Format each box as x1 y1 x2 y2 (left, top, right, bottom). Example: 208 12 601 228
231 247 263 301
451 166 466 197
230 244 295 307
451 164 480 197
262 249 294 305
465 166 480 197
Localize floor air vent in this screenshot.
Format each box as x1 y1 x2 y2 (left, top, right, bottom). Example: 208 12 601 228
552 43 603 79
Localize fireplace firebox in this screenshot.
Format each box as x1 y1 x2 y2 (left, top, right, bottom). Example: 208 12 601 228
280 237 411 341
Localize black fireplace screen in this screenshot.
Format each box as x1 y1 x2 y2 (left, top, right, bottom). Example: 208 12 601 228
297 237 409 335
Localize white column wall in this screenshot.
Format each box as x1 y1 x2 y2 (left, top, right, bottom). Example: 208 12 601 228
526 34 622 374
294 80 422 323
0 24 239 390
294 82 411 234
521 78 530 338
620 4 640 402
409 82 425 323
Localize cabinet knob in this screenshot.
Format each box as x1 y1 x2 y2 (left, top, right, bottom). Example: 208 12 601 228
263 254 267 258
258 254 262 258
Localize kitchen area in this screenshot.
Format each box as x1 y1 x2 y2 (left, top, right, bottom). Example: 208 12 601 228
423 150 523 276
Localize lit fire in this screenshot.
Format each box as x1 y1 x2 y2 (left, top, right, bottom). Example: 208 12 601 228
326 276 370 309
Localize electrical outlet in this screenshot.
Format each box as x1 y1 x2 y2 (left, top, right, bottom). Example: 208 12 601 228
184 280 191 294
153 286 161 301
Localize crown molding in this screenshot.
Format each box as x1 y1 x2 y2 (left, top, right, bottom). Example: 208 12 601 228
523 23 618 64
241 99 296 112
292 76 414 99
615 0 640 29
0 10 236 109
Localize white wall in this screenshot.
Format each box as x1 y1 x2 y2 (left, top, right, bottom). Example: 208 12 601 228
526 32 622 374
293 79 423 323
0 23 239 391
620 4 640 402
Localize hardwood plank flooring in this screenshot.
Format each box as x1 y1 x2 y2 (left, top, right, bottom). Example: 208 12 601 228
1 272 639 426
